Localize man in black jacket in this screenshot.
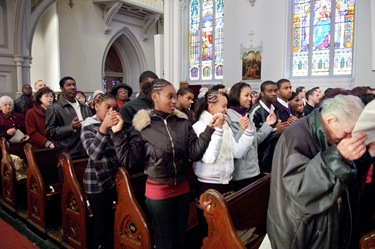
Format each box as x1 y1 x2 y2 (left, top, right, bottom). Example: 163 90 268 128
251 80 287 172
45 76 92 159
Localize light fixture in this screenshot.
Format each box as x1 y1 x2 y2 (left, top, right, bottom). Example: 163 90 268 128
249 0 256 7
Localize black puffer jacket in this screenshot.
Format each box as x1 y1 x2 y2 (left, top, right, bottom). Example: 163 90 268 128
113 109 214 185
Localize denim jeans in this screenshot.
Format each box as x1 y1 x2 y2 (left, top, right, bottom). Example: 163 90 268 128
145 193 190 249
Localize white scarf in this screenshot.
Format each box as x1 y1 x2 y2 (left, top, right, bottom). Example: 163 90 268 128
201 111 234 162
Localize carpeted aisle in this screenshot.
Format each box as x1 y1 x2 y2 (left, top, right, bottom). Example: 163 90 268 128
0 218 38 249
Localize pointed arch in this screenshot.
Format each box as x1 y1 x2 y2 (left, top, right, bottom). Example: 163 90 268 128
102 27 148 91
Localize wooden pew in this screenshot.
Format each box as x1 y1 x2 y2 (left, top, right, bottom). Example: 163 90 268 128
59 152 91 249
0 137 28 212
114 164 201 249
114 167 152 249
23 143 61 233
360 230 375 249
199 173 271 249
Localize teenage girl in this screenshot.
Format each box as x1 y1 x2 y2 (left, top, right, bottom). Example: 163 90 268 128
113 79 221 249
226 82 276 190
80 93 122 249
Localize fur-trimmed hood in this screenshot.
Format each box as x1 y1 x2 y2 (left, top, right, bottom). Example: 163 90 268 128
132 109 188 132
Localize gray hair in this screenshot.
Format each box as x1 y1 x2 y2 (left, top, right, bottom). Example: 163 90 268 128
0 95 14 107
320 94 364 125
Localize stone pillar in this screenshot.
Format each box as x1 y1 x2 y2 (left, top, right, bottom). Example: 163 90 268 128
163 0 182 89
14 55 24 92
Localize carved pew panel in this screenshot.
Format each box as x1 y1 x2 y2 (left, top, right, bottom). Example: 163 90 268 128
0 137 27 212
59 153 90 249
24 143 60 233
200 174 271 249
114 167 152 249
360 230 375 249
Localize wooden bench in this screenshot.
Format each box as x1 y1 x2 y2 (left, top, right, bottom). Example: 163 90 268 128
59 152 91 249
114 167 152 249
199 173 271 249
360 230 375 249
0 137 28 212
114 164 201 249
23 143 61 233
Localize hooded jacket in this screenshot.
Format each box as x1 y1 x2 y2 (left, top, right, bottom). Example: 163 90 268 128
267 108 356 249
81 116 120 194
113 109 214 185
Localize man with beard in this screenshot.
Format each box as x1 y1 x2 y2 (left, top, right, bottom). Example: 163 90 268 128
14 84 33 115
45 76 91 159
251 81 288 172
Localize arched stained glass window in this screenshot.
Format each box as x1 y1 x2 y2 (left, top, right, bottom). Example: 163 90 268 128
189 0 224 81
292 0 355 77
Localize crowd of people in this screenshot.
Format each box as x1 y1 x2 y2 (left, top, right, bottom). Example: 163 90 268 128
0 73 375 249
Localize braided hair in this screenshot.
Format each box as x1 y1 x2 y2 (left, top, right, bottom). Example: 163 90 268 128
193 90 228 120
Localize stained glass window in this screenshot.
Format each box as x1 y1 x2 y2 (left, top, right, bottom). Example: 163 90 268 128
292 0 355 77
189 0 224 81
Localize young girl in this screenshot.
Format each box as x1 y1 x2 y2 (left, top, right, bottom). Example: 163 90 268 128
192 90 254 222
80 93 121 249
226 82 276 190
113 79 220 249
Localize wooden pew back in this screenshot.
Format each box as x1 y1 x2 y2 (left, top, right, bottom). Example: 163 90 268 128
0 137 28 212
24 143 61 232
114 167 152 249
59 152 90 249
360 230 375 249
200 173 271 249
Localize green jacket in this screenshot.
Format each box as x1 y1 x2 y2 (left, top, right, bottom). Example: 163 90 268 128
267 108 356 249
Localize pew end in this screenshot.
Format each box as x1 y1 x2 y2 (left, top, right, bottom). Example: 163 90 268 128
200 174 271 249
114 167 152 249
24 143 61 233
360 230 375 249
59 152 90 249
0 137 27 212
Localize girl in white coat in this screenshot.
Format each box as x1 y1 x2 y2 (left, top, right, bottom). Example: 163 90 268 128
192 89 254 203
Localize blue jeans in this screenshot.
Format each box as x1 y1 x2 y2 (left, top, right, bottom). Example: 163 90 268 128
145 193 190 249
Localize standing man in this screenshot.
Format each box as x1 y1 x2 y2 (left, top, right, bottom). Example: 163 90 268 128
176 87 196 125
267 95 372 249
14 84 33 115
45 76 92 159
274 78 298 124
120 70 158 133
251 81 287 172
304 88 321 115
34 80 47 93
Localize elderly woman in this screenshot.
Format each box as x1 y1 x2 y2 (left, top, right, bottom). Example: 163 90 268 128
25 87 55 149
0 95 28 141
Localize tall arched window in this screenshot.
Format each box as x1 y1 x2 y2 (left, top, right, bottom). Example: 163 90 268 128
291 0 355 77
189 0 224 81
